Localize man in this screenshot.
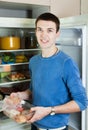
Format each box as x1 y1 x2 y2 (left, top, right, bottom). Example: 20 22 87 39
10 13 87 130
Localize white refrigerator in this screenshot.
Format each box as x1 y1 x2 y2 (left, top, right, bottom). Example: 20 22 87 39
56 14 88 130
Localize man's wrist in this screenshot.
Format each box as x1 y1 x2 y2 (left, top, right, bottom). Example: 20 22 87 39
50 107 55 115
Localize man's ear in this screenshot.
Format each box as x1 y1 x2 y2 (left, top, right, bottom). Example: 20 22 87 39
56 31 60 37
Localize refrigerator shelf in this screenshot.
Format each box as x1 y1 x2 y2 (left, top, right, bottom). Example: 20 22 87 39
0 62 29 67
56 42 82 47
0 48 40 53
0 78 31 87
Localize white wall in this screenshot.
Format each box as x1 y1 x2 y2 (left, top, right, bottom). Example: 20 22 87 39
81 0 88 14
50 0 80 18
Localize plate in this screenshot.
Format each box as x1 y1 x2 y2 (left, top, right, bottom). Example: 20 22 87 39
6 72 26 81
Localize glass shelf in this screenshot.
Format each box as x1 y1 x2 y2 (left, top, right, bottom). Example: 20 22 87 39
0 62 29 66
0 48 40 53
0 78 31 87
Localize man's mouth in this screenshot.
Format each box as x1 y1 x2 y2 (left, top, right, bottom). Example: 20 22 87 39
41 39 48 44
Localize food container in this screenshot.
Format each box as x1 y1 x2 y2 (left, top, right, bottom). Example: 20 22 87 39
2 52 15 64
0 72 10 78
4 108 33 123
2 96 34 123
0 86 14 95
7 72 26 81
25 32 38 49
0 36 20 50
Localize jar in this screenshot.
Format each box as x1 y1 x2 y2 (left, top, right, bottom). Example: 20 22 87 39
25 32 38 49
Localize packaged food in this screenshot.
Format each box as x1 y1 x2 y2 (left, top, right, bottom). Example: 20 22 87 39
7 72 26 81
2 96 34 123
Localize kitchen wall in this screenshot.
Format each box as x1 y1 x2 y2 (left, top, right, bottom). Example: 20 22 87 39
81 0 88 14
50 0 81 18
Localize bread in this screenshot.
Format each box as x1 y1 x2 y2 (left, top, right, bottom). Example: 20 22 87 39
14 114 27 123
4 96 21 106
4 109 33 123
3 96 34 123
4 109 20 118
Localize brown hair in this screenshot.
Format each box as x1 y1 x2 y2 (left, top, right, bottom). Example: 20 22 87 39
35 12 60 32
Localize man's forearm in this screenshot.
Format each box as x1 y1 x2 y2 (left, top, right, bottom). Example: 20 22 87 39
53 100 80 114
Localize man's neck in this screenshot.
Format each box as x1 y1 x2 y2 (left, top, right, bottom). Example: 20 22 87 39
42 47 59 58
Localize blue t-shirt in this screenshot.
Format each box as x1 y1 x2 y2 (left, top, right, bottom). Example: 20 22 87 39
29 50 87 129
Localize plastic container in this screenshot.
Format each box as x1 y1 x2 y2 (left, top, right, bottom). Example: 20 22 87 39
2 52 15 64
0 36 20 50
2 96 34 123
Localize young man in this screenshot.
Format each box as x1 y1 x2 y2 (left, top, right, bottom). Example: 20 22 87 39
10 13 87 130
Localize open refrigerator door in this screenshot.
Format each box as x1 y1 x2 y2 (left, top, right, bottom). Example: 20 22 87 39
57 14 88 130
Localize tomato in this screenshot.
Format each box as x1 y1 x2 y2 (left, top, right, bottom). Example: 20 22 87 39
17 107 24 112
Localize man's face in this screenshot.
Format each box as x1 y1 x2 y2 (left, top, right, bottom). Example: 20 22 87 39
35 20 59 49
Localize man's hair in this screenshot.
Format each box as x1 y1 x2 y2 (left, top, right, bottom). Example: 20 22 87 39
35 12 60 32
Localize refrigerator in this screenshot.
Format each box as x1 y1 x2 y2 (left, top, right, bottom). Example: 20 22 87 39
56 14 88 130
0 15 87 130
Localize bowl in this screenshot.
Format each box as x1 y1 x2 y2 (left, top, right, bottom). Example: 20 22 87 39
2 52 15 64
0 36 20 50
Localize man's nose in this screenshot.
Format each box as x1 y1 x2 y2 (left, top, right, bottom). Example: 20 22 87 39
41 31 47 37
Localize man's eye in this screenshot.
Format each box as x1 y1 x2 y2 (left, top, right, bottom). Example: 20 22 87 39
37 28 42 32
48 29 53 32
